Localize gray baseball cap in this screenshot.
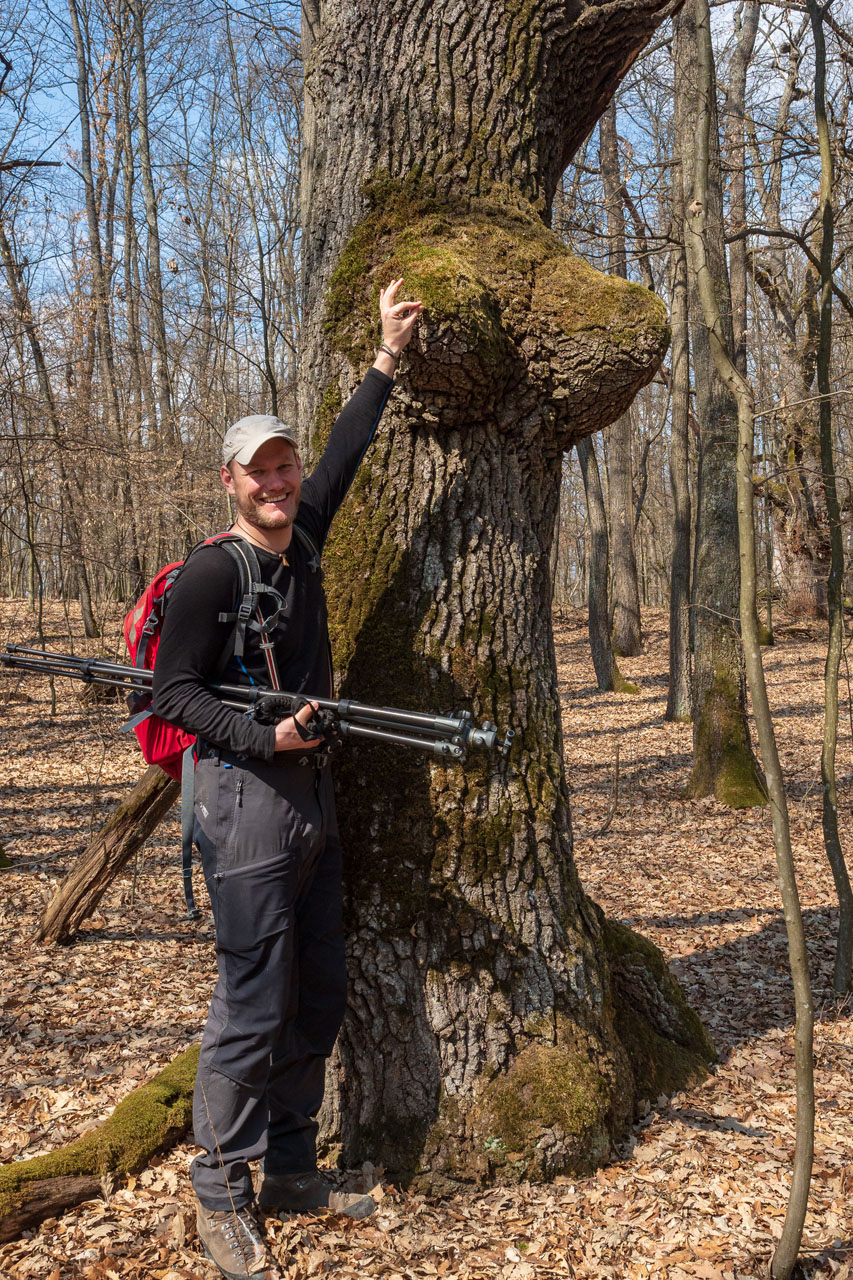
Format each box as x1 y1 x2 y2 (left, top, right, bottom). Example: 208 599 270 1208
222 414 299 466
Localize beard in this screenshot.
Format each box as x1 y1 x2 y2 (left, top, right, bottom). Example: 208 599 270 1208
234 485 300 532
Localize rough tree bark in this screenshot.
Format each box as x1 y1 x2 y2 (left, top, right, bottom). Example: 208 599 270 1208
37 766 179 945
676 1 765 807
299 0 713 1187
599 102 642 657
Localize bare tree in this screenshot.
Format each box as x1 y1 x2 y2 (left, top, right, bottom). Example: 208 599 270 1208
599 102 643 657
676 1 765 807
810 0 853 995
687 3 814 1273
577 435 637 693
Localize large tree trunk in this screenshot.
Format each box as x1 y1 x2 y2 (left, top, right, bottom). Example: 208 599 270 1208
299 0 713 1188
599 102 642 657
37 766 180 945
676 2 765 808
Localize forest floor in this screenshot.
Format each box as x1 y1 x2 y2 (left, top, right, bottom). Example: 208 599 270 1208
0 600 850 1280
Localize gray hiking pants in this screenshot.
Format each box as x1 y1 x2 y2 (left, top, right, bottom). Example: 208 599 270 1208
190 750 347 1211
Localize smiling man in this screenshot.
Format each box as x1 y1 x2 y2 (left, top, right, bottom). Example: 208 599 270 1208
152 280 422 1280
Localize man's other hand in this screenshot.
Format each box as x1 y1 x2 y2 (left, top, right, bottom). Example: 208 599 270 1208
274 700 323 752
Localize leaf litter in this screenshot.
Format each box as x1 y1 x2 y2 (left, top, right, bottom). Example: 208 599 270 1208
0 602 850 1279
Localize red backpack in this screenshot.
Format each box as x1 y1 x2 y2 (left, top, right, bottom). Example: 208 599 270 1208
121 528 318 918
121 533 268 780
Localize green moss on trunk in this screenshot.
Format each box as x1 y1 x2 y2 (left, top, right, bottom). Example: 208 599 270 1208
476 1037 615 1176
687 666 767 808
323 175 668 388
601 914 716 1102
612 661 640 696
411 913 715 1192
757 620 774 646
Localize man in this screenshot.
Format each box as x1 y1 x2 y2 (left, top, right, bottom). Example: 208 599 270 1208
153 280 422 1280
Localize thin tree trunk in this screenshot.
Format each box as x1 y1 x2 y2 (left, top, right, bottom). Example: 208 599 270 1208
723 0 758 379
665 94 692 724
224 11 280 416
599 102 642 656
811 0 853 995
67 0 123 434
576 437 635 694
688 5 814 1272
677 2 764 807
128 0 174 443
70 0 144 601
37 766 180 945
746 23 829 619
0 221 99 638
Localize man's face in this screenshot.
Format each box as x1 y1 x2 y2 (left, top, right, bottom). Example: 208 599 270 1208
221 438 303 533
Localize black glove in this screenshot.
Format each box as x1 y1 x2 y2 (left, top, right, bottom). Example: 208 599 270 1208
255 694 343 755
253 694 295 726
290 697 344 754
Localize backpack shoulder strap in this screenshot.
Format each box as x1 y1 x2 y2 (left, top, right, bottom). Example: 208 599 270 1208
209 534 286 688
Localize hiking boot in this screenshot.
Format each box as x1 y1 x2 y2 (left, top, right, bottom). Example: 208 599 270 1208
258 1170 376 1220
196 1201 275 1279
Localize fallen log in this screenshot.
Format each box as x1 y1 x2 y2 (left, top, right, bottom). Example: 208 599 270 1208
37 764 180 944
0 1044 198 1242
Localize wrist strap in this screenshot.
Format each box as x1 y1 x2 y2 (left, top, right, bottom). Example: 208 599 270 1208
378 341 400 363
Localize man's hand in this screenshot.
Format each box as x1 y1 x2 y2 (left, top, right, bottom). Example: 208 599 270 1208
374 278 423 375
273 700 323 752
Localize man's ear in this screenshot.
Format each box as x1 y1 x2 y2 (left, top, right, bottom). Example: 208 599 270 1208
220 462 236 494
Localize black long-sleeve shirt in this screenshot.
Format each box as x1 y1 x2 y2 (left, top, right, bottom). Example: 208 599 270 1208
152 368 393 759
